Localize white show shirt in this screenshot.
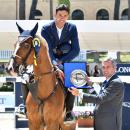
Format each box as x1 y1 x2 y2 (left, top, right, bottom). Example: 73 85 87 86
56 26 63 39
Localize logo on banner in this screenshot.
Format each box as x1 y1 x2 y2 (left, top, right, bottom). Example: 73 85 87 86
117 64 130 75
0 98 6 104
70 69 87 87
122 102 130 108
118 67 130 73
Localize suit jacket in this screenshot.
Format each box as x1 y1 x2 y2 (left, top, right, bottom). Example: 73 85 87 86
41 21 80 62
83 74 124 130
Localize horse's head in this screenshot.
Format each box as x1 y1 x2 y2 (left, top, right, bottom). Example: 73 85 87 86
7 22 38 74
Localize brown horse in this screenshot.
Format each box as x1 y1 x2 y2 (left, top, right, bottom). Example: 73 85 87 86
7 23 70 130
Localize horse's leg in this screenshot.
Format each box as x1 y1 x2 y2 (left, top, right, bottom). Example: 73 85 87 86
44 122 59 130
26 92 41 130
59 120 71 130
28 121 40 130
59 110 71 130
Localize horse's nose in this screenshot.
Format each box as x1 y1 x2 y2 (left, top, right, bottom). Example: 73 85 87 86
6 59 14 73
5 64 13 74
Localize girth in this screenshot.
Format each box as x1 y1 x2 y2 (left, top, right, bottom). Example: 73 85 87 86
27 80 59 109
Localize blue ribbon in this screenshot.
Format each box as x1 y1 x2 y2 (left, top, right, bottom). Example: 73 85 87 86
33 38 41 56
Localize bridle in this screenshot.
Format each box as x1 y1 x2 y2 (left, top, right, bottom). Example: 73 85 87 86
11 36 55 78
11 36 33 69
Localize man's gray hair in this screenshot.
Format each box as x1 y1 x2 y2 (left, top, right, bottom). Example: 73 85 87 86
103 57 117 68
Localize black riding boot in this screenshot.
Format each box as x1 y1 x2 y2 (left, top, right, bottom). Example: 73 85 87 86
65 90 75 121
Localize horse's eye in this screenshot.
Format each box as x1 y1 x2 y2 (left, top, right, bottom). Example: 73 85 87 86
24 43 30 48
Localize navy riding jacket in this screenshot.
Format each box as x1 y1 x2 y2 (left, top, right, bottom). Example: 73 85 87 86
41 21 80 63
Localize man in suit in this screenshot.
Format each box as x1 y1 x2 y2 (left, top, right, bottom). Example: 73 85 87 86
69 57 124 130
41 4 80 121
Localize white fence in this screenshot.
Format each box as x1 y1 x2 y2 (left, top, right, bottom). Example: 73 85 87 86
0 76 130 112
0 50 13 60
0 77 21 112
1 20 130 33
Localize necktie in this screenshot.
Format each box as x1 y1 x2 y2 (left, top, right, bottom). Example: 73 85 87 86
102 80 107 87
99 80 107 94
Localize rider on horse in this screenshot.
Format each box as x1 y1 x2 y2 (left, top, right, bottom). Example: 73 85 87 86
41 4 80 121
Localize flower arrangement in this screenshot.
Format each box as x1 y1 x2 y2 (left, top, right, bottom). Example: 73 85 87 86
72 110 93 119
72 109 94 127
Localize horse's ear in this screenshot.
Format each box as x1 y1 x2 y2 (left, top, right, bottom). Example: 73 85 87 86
30 23 38 37
16 22 24 34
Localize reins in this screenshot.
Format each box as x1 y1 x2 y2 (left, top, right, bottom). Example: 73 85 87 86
33 67 55 81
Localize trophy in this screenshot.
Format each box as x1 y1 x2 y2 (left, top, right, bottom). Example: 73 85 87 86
70 69 87 87
64 62 88 88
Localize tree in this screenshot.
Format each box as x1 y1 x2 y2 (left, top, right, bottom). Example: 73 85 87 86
113 0 120 20
58 0 70 8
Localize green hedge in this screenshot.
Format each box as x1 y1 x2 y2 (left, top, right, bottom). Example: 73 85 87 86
58 0 70 8
0 82 14 92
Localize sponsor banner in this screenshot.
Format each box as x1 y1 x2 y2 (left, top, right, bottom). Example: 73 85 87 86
0 92 15 109
122 83 130 130
117 64 130 76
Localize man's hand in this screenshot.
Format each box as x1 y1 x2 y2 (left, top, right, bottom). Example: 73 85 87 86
85 75 93 86
56 69 64 78
68 87 79 96
10 70 17 76
55 67 64 83
57 60 62 65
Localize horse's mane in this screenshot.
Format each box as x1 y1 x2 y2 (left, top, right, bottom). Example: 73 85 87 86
32 34 53 71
